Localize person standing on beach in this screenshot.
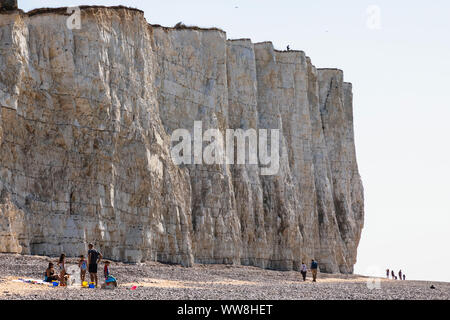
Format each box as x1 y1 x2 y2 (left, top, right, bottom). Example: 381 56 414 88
398 270 403 280
87 243 102 288
78 255 87 283
391 270 395 279
57 253 67 286
386 269 390 279
403 274 406 280
300 262 307 281
310 259 318 282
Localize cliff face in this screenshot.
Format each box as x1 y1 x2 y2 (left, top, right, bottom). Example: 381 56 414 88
0 6 363 273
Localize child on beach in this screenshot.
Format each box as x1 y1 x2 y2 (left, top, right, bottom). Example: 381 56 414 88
57 254 67 286
78 255 87 283
103 261 117 288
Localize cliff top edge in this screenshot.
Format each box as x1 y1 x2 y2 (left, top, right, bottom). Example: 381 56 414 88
8 5 226 33
27 5 143 16
0 4 349 79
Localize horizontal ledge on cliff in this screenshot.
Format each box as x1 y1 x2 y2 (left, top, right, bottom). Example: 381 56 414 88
228 38 252 42
254 41 273 45
317 67 344 72
274 49 306 54
25 5 143 17
151 23 225 33
0 8 22 14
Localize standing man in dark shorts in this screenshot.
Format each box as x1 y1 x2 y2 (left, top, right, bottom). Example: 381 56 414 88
310 259 318 282
88 243 102 288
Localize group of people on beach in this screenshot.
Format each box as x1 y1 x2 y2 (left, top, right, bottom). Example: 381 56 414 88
44 243 116 288
300 259 319 282
386 268 406 280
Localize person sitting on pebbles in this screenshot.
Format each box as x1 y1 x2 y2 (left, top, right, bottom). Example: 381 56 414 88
44 262 59 282
103 261 117 288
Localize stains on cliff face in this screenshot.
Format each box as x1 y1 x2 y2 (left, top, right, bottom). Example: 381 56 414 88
0 187 7 204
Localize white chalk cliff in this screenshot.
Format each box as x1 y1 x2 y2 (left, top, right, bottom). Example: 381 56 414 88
0 5 364 273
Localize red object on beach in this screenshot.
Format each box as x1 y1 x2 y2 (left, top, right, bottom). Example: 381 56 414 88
131 286 137 290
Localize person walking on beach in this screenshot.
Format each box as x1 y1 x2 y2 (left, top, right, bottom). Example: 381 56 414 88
88 243 102 288
398 270 403 280
386 269 390 279
300 262 307 281
310 259 318 282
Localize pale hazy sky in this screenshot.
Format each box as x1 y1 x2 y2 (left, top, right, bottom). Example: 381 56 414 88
19 0 450 282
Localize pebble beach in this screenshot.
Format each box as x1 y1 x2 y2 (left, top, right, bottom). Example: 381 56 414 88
0 253 448 300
